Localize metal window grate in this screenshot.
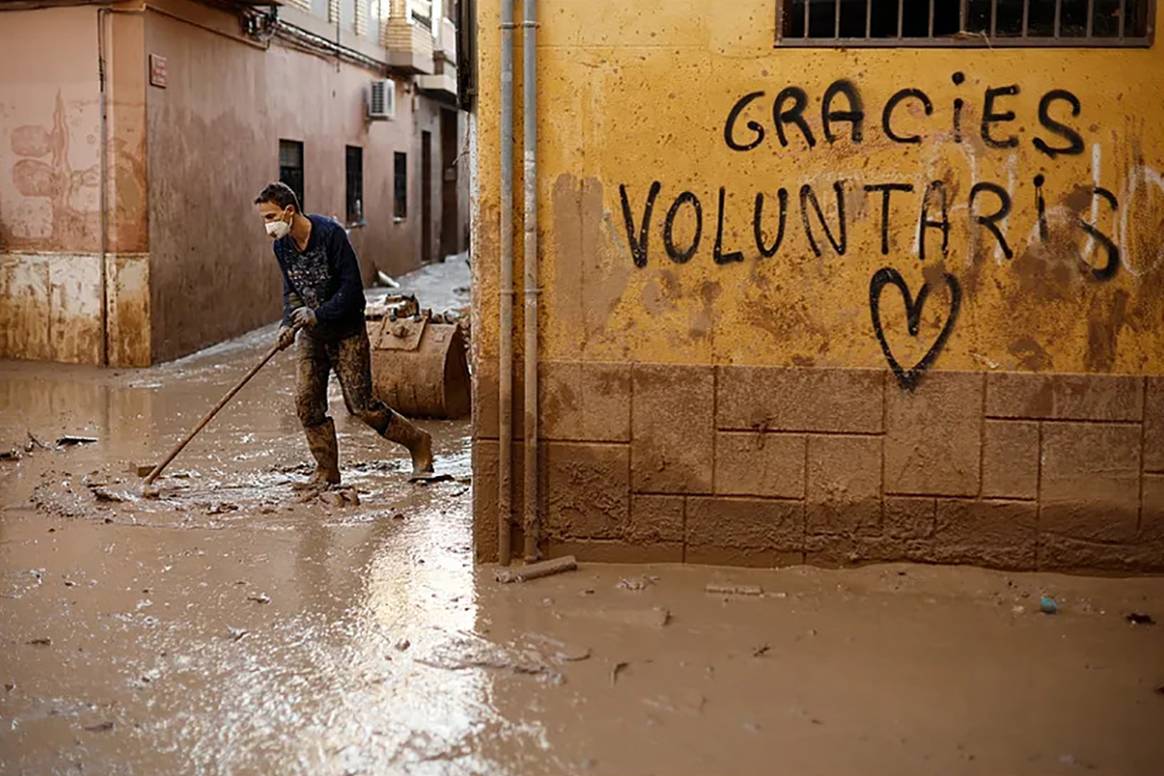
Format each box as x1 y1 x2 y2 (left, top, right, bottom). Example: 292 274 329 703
778 0 1154 45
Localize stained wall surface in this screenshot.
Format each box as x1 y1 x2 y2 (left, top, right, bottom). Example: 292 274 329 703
0 5 151 367
1 0 468 366
471 1 1164 571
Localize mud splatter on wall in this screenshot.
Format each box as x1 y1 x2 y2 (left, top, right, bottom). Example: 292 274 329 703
613 75 1161 387
474 4 1164 377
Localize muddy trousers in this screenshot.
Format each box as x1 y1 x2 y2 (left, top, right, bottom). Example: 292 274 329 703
296 328 396 437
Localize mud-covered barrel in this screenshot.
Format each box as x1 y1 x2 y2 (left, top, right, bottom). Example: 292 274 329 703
368 313 471 419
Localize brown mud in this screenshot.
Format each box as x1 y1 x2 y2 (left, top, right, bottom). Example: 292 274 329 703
3 282 1164 773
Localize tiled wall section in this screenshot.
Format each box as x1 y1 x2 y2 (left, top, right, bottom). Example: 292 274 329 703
472 363 1164 573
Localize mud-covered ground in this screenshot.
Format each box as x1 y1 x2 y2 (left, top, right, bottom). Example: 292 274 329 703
3 264 1164 775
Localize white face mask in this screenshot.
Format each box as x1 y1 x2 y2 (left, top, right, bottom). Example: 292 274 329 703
266 217 291 239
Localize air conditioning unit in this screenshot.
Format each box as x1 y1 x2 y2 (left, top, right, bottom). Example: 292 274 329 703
368 79 396 120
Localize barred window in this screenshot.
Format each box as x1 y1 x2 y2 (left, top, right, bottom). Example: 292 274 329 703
779 0 1153 45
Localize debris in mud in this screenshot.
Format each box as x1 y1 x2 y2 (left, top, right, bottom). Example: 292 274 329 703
228 627 249 642
133 464 156 477
392 512 406 520
617 575 658 591
142 485 161 500
1040 596 1059 615
495 555 578 584
1155 685 1164 696
247 593 271 605
56 435 98 447
206 502 240 515
1126 612 1156 626
706 583 764 597
643 691 706 716
4 683 13 692
395 638 411 651
90 486 132 503
26 638 52 646
409 473 454 486
752 644 771 658
4 432 49 461
83 721 114 733
525 633 591 662
611 661 629 686
319 489 361 507
417 634 564 684
576 606 671 628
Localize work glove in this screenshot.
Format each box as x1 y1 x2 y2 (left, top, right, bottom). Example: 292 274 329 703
291 307 318 329
276 325 296 351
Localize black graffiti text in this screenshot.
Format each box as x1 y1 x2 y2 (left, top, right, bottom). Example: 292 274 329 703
724 78 1085 160
618 178 1120 276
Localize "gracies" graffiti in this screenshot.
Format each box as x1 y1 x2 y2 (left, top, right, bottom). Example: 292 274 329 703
618 74 1119 281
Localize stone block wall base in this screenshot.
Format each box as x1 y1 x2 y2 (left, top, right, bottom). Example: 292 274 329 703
474 363 1164 574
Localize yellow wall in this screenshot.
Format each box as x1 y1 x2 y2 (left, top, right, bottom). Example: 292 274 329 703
473 1 1164 381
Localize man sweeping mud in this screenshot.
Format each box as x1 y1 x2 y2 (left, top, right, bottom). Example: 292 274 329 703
254 182 433 490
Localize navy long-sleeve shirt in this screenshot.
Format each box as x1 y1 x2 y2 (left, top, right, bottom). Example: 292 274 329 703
273 215 366 341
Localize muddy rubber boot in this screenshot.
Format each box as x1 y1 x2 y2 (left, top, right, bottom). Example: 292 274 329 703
383 411 434 475
293 418 341 491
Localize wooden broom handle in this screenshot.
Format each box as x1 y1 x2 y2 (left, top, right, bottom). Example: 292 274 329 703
143 343 281 485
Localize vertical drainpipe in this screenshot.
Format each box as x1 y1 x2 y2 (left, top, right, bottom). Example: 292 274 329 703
96 8 110 367
497 0 515 566
520 0 538 561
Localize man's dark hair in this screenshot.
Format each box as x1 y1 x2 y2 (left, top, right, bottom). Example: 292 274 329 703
254 181 301 214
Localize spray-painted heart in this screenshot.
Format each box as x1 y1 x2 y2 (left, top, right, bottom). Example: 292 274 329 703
869 267 962 392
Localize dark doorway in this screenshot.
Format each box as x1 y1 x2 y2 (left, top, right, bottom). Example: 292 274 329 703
440 109 459 258
421 130 433 264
